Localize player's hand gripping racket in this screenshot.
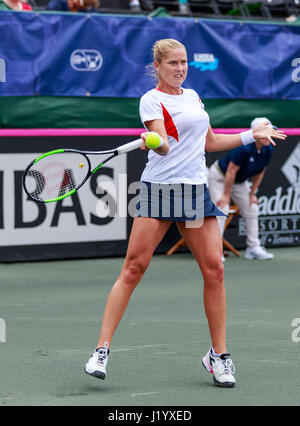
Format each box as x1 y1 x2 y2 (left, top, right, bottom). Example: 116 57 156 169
23 139 142 203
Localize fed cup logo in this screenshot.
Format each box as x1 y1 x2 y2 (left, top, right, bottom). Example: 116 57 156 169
70 50 103 72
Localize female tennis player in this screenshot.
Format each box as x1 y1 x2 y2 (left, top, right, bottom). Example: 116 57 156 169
84 39 286 387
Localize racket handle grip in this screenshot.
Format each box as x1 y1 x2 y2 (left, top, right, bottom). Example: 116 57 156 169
117 139 142 155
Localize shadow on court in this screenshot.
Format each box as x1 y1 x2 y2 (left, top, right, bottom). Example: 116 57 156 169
0 247 299 406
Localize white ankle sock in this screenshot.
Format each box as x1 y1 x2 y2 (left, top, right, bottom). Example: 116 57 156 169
211 348 222 357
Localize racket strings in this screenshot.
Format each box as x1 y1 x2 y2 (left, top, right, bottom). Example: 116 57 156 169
24 153 89 202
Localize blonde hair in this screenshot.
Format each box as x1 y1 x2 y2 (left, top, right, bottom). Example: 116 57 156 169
146 39 187 83
152 39 186 63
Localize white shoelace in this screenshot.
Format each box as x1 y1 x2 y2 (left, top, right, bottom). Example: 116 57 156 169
96 341 109 365
96 349 107 365
222 358 235 375
213 356 235 375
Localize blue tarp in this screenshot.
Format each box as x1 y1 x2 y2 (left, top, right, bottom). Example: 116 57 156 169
0 11 300 99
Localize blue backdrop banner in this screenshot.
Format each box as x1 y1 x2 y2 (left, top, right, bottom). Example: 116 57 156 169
1 11 300 100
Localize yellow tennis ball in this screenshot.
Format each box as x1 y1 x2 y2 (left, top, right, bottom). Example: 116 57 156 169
79 163 84 168
146 132 162 149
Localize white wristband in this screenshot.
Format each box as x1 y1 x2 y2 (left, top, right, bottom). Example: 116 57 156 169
240 129 256 146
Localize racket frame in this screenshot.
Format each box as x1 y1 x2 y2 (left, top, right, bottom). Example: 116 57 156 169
23 148 117 203
23 138 142 203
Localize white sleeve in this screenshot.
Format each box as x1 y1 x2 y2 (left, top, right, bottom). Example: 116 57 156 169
192 90 205 110
199 98 205 110
139 92 164 127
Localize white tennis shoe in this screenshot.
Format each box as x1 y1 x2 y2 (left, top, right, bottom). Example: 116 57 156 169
84 342 109 380
202 348 236 387
245 245 274 260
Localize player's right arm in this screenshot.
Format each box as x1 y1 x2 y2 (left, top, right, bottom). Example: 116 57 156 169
139 92 169 156
141 119 170 156
217 161 240 208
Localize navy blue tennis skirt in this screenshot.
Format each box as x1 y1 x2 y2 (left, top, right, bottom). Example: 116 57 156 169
134 181 225 221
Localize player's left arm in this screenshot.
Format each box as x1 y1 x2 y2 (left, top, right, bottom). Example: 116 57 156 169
206 126 244 152
249 168 266 206
205 124 287 152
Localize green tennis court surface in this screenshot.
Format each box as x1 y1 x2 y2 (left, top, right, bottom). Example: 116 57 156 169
0 247 299 406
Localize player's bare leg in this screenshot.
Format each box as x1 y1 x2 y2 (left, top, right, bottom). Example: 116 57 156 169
177 217 235 387
177 216 226 353
85 217 171 379
97 217 171 348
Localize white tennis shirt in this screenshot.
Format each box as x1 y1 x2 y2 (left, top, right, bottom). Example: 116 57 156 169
139 88 210 184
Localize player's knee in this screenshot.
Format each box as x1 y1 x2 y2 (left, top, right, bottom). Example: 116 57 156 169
213 262 224 285
203 260 224 288
123 260 147 287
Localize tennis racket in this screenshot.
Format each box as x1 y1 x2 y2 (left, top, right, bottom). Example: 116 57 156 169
23 138 142 203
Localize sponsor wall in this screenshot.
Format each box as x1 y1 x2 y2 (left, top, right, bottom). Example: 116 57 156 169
1 12 300 131
0 12 300 100
0 129 299 262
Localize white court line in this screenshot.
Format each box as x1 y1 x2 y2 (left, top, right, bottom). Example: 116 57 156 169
131 392 161 397
37 345 167 356
112 344 165 353
256 359 290 364
37 349 89 355
54 349 89 354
